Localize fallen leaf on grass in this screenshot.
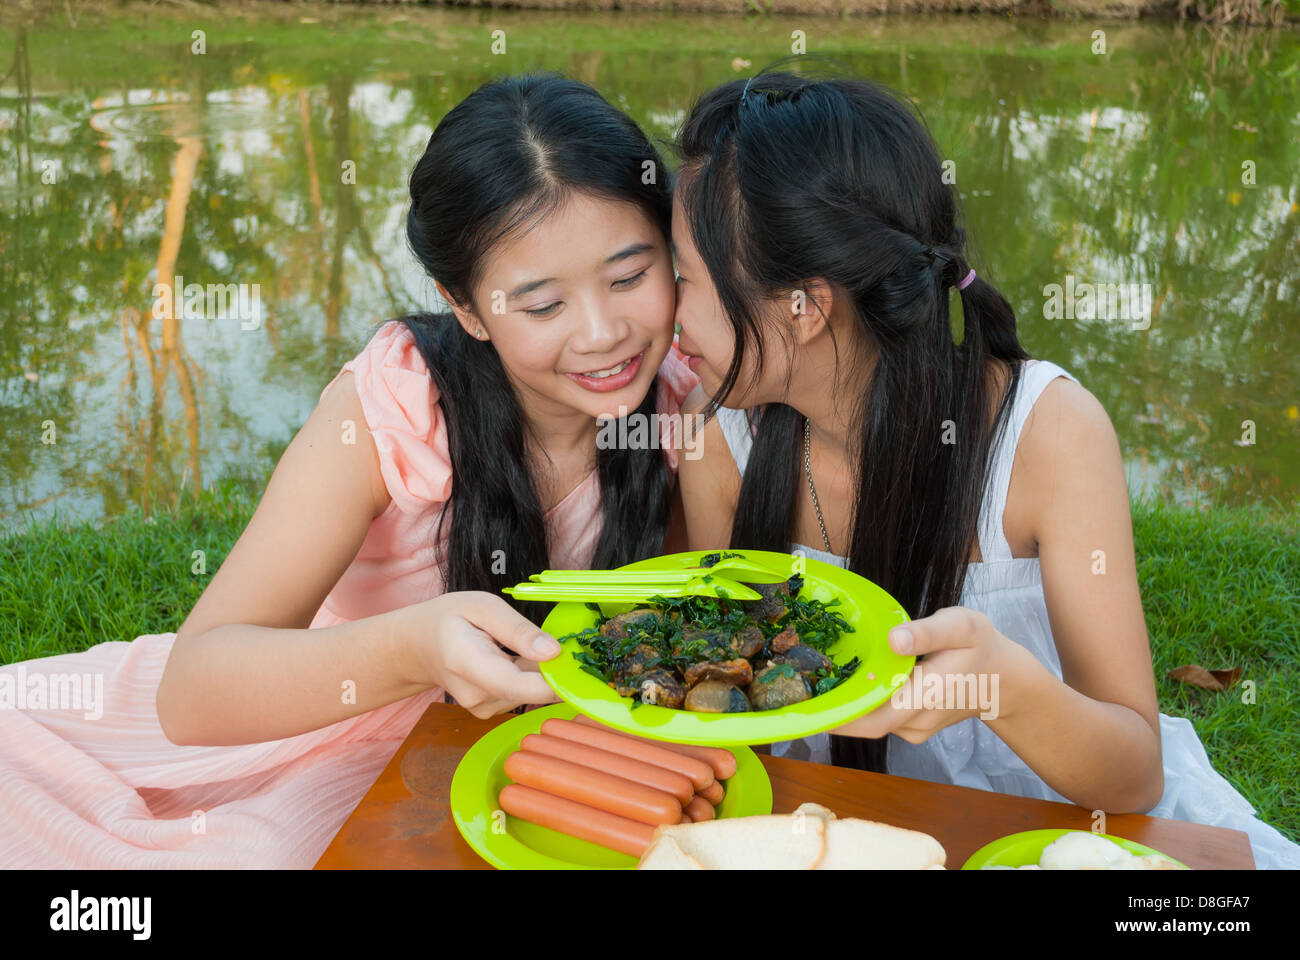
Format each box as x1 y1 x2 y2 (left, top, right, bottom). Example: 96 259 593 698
1168 665 1243 692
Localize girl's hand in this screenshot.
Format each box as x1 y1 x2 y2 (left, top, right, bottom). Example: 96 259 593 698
830 607 1036 743
398 591 564 718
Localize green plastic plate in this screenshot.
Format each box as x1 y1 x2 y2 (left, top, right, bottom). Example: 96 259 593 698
536 549 914 747
961 829 1189 869
450 702 773 869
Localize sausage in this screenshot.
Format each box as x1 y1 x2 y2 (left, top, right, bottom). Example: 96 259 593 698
542 718 715 791
519 734 694 805
685 795 716 822
504 750 682 827
700 779 725 807
573 714 739 780
498 783 655 858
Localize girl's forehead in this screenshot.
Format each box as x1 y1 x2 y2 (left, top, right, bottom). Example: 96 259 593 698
477 193 663 287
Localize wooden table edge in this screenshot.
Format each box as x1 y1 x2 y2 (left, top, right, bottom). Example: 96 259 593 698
314 701 1256 870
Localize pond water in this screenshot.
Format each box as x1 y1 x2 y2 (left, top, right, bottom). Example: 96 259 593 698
1 4 1297 533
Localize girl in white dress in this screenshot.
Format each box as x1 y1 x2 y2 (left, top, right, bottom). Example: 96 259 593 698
670 67 1300 869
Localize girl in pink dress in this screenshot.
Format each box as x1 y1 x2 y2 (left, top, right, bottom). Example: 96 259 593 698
0 74 698 869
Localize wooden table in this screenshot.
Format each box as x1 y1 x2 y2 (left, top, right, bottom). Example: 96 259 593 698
315 702 1255 869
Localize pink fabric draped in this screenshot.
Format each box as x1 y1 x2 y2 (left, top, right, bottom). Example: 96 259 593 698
0 320 699 868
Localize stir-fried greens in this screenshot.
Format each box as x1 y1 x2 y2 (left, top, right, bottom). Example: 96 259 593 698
561 563 860 712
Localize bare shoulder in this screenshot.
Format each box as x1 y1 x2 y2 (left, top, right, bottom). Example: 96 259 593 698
1019 376 1119 460
317 369 392 519
1009 374 1126 548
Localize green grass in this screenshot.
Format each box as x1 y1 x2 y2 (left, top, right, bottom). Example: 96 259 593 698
1 485 1296 843
1131 497 1299 845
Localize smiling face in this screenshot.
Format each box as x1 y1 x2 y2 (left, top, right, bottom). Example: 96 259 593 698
450 190 676 424
671 187 787 409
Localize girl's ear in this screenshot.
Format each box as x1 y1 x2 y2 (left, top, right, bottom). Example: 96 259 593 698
436 281 490 341
788 278 835 345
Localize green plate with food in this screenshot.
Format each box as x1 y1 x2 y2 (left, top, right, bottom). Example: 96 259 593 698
450 702 772 869
535 549 914 747
961 829 1189 870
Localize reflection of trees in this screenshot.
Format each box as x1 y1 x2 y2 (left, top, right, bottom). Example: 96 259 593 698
882 23 1300 508
1 32 426 527
152 131 204 504
324 73 402 340
1 10 1297 531
1 24 95 520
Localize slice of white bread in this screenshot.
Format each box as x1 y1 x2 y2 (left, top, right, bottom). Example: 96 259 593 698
793 801 946 869
636 801 946 870
638 814 827 869
814 820 948 869
636 833 704 870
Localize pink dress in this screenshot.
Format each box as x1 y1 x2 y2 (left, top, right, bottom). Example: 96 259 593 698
0 320 700 868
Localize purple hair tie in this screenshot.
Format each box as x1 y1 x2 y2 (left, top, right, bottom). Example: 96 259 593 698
957 268 976 291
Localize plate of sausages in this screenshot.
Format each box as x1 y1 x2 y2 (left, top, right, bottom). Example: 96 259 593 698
536 549 914 747
450 702 772 869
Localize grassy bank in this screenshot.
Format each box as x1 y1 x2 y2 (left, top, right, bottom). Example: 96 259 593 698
314 0 1299 23
1 478 1296 843
11 0 1300 26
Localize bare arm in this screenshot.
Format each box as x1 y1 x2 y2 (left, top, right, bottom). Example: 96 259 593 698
155 370 433 745
983 378 1163 811
832 379 1163 812
677 385 742 551
156 368 560 745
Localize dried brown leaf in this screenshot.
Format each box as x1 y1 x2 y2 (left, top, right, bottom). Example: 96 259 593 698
1168 664 1242 691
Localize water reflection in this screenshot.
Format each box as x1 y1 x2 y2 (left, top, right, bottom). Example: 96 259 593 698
0 8 1296 533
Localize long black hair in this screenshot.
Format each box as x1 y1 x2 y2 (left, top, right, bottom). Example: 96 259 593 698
674 65 1030 771
396 73 674 625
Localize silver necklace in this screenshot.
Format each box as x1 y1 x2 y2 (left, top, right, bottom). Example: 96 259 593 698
803 417 833 553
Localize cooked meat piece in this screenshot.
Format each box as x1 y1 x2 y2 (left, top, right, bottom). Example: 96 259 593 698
727 625 765 658
614 643 661 679
684 658 754 688
745 582 790 623
776 644 833 675
599 608 660 641
673 627 732 660
748 664 813 710
638 670 686 708
770 625 800 654
684 681 751 713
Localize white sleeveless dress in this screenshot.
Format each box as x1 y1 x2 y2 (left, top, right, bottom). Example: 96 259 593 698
714 358 1300 869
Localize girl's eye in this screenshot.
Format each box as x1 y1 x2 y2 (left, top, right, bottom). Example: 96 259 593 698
524 302 561 318
614 268 650 289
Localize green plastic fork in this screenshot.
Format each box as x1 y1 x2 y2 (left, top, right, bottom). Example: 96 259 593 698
528 555 789 586
502 572 763 603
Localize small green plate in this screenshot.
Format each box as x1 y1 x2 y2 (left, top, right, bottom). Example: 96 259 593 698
537 549 914 747
450 702 773 869
961 829 1189 869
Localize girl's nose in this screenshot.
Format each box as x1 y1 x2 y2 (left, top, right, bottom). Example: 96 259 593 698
572 302 631 353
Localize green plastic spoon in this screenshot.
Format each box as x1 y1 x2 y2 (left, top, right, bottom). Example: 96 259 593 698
502 573 762 603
